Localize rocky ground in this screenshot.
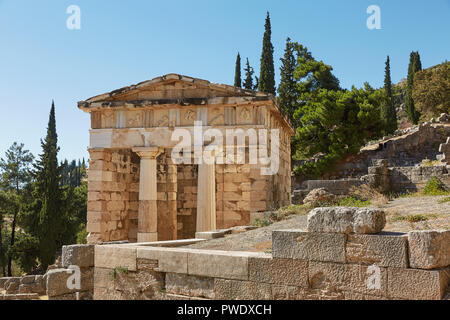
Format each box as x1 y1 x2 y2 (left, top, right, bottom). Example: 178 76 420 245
185 195 450 252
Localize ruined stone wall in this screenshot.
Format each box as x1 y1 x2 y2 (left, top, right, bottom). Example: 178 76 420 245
323 122 450 180
389 165 450 191
0 244 95 300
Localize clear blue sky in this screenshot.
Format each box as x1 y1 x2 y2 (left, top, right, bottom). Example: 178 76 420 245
0 0 449 162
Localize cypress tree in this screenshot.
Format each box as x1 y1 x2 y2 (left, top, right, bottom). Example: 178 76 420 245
381 55 397 134
243 58 255 90
234 53 242 88
278 37 297 120
405 51 421 124
32 101 64 269
258 12 275 94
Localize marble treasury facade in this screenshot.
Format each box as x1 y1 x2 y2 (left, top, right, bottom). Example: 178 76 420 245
79 74 294 244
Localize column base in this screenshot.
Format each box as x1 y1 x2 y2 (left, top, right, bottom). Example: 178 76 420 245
137 232 158 243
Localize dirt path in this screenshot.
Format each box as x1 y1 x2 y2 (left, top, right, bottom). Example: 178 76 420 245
185 195 449 252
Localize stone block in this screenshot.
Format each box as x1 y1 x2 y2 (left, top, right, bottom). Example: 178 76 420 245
346 232 408 267
272 230 346 263
214 279 272 300
271 285 305 300
94 245 137 271
166 273 214 299
249 256 309 287
3 293 39 300
4 277 20 294
46 268 94 297
188 250 261 280
195 230 226 240
308 261 388 298
307 207 386 234
94 267 115 289
408 230 450 269
62 244 95 268
136 247 188 274
387 267 450 300
0 277 12 289
20 275 36 285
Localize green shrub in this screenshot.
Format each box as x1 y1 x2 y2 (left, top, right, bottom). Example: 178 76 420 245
253 218 273 228
391 214 428 222
423 177 447 195
336 196 371 207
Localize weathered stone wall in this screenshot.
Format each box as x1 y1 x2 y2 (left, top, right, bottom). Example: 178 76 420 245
45 244 95 300
299 179 363 195
87 148 140 244
389 165 450 191
296 160 449 196
0 275 45 300
92 208 450 300
321 122 450 180
0 244 95 300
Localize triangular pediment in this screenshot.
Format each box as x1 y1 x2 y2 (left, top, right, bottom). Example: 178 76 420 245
82 74 267 104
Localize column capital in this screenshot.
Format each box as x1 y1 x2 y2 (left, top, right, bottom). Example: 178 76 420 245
132 146 164 159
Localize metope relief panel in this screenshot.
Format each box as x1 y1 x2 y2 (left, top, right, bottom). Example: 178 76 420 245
154 109 169 127
101 111 115 128
208 107 225 126
181 109 196 126
236 106 253 125
127 110 143 128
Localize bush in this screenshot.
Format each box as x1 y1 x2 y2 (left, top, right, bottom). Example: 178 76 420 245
391 213 428 223
423 177 447 196
336 196 371 207
253 218 273 228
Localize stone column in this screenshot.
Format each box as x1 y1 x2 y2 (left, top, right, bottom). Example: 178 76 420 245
132 147 163 242
196 161 216 232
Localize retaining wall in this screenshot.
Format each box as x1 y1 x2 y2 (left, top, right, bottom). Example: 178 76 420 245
92 229 450 300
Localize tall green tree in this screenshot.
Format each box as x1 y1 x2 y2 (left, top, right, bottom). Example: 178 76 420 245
234 53 242 88
0 142 34 276
278 37 298 120
294 84 384 176
24 101 65 269
243 58 255 90
258 12 275 94
380 55 397 134
405 51 422 124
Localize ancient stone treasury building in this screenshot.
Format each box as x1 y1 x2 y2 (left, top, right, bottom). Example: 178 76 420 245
79 74 294 244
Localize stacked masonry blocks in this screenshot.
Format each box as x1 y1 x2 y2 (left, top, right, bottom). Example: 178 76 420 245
93 207 450 300
46 244 95 300
87 148 140 243
272 207 450 300
88 144 291 242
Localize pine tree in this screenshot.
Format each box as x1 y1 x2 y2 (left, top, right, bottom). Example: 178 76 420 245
234 53 242 88
381 55 397 134
405 51 421 124
0 142 34 275
31 101 64 269
243 58 255 90
258 12 275 94
278 37 297 120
